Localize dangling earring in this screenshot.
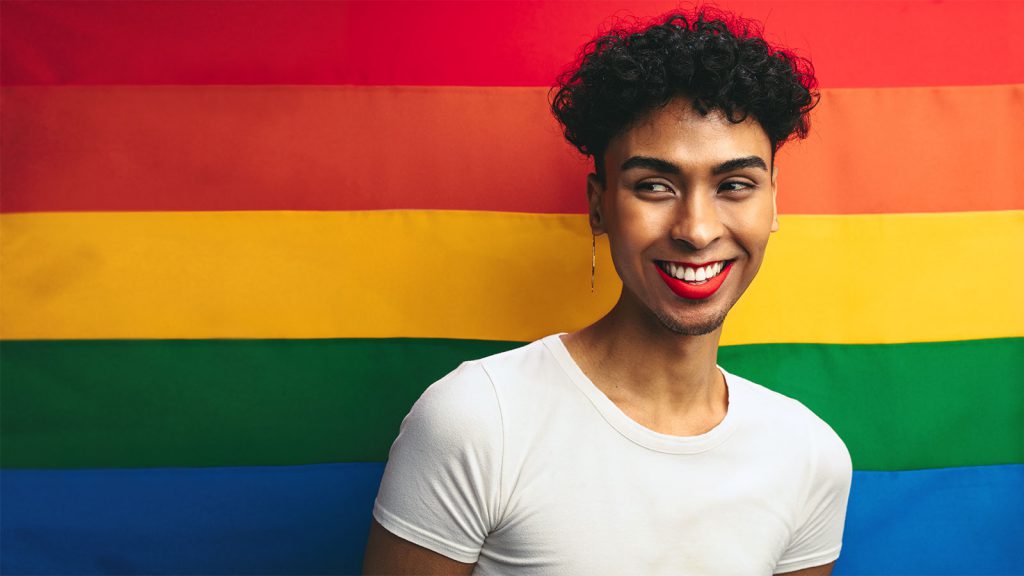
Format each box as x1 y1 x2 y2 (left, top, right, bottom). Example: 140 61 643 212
591 235 596 293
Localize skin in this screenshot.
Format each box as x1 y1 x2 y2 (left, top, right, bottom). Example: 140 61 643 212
363 519 474 575
363 97 833 576
563 97 779 437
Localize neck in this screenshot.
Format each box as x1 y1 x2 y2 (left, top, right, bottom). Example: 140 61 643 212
562 292 727 434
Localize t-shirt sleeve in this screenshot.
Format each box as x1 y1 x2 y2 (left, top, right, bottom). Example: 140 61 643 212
775 416 853 573
372 361 504 564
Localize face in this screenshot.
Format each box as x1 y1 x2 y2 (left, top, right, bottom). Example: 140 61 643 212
588 97 778 336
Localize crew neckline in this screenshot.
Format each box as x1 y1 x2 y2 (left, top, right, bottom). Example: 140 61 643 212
542 333 744 454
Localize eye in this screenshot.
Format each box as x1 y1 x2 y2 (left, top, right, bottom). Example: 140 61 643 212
636 181 674 195
718 180 756 195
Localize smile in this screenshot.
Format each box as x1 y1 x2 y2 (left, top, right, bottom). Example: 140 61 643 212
656 260 727 283
654 260 734 300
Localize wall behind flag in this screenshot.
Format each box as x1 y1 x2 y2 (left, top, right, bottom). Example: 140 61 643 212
2 1 1022 574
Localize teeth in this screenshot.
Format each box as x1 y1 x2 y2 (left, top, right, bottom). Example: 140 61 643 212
661 261 729 283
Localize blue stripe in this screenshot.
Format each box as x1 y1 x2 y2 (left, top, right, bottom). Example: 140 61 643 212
836 465 1024 575
2 464 1021 575
1 463 385 575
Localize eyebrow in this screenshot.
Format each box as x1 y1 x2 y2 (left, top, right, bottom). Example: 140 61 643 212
620 155 768 175
711 156 769 175
620 156 681 174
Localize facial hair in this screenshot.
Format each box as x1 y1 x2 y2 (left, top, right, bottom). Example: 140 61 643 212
653 306 729 336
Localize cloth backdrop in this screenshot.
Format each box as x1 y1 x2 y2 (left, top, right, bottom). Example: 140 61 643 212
1 1 1022 574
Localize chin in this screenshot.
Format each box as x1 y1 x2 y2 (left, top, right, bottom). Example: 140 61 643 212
653 307 729 336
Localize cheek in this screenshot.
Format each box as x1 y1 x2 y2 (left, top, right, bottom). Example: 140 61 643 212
722 200 774 251
603 204 666 277
607 206 663 255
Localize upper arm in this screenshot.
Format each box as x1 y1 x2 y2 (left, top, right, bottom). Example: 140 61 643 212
363 519 475 576
370 361 504 565
776 414 853 573
775 561 834 576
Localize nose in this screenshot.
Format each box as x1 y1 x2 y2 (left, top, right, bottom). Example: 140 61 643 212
670 191 724 250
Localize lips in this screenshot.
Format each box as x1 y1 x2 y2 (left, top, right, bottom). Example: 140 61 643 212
654 260 734 300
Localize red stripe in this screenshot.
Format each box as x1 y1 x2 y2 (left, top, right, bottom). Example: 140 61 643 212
3 1 1022 88
3 85 1021 214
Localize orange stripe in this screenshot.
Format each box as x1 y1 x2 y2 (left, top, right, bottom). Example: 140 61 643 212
2 84 1021 214
776 85 1024 214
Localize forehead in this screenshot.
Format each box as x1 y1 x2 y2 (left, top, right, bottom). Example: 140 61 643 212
606 98 771 171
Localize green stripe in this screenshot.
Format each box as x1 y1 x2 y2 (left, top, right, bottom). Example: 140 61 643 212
2 338 1021 470
718 339 1024 470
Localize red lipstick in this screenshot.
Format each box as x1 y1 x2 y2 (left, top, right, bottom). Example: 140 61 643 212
654 261 733 300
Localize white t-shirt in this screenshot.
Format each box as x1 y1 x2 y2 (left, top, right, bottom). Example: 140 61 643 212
373 334 852 575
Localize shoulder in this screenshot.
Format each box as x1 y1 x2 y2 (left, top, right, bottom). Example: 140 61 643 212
729 371 852 480
375 350 524 559
401 359 500 446
730 374 855 570
475 337 558 383
416 359 497 415
403 337 555 440
418 336 551 400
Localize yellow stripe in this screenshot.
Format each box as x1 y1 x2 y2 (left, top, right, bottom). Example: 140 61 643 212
2 210 1021 343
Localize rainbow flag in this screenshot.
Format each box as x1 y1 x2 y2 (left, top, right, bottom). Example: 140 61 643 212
2 1 1022 573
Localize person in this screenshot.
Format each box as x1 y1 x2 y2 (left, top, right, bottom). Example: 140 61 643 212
364 9 852 575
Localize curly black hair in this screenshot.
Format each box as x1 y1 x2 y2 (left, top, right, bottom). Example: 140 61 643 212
551 9 818 176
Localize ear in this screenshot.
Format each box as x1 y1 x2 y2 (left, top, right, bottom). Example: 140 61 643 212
770 165 779 233
586 173 607 235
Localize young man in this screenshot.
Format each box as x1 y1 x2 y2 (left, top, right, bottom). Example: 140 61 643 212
364 10 851 575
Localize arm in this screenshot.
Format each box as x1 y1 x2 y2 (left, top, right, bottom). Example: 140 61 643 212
363 520 475 576
776 561 834 576
366 361 503 573
776 414 853 574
